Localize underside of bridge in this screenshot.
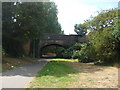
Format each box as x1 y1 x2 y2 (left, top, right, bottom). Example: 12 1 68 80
39 44 65 58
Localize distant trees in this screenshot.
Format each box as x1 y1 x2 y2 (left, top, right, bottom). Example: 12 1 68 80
2 2 62 57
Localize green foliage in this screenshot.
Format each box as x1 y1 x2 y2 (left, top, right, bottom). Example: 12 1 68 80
72 43 86 59
62 43 86 59
72 43 95 63
74 24 87 35
84 9 119 63
62 48 73 59
2 2 62 57
69 9 119 64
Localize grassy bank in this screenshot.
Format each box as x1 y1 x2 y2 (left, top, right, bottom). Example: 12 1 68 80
29 61 78 88
2 57 37 72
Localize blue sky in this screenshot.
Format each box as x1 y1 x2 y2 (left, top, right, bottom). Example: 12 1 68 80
81 0 118 9
53 0 119 34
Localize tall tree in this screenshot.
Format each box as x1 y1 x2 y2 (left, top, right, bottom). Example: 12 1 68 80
2 2 62 57
86 8 119 62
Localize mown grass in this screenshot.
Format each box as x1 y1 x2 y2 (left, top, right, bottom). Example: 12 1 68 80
29 61 78 88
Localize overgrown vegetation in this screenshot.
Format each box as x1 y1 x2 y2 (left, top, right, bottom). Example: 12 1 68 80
61 9 120 64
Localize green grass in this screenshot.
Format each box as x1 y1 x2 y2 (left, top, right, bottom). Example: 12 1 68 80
52 58 79 62
29 61 78 88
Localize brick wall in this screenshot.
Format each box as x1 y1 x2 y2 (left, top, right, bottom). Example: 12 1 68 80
23 40 30 55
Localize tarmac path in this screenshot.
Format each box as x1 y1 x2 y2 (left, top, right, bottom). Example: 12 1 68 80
2 59 50 88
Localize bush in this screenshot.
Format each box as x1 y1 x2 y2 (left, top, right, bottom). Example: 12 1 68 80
62 43 85 59
62 48 73 59
61 42 96 63
61 30 120 64
72 43 95 63
72 50 81 59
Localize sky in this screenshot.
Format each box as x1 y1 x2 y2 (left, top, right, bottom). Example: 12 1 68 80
52 0 119 35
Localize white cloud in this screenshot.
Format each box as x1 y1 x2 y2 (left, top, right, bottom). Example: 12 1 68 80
54 0 98 34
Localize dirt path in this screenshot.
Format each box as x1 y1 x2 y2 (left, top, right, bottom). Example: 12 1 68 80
2 59 49 88
65 62 118 88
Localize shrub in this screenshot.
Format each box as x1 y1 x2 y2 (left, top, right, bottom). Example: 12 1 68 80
72 50 81 59
62 48 73 59
72 43 95 63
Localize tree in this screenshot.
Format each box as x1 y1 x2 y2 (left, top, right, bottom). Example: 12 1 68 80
2 2 62 57
87 8 120 63
72 8 119 63
42 2 62 34
2 2 25 57
74 24 87 36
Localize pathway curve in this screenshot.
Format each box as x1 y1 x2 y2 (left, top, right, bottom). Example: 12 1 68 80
2 59 50 88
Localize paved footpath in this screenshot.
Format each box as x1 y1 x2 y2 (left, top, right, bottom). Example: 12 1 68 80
2 59 50 88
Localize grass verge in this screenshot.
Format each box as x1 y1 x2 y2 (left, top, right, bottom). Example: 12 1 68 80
28 58 118 88
29 61 77 88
